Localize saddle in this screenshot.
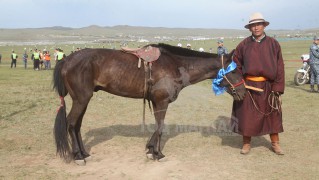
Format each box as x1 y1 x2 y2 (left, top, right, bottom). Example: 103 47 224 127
121 46 161 66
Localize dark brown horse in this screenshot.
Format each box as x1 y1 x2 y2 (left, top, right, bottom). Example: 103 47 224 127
53 43 246 165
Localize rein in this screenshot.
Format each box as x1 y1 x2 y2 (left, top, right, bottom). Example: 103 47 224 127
248 91 282 116
216 56 281 116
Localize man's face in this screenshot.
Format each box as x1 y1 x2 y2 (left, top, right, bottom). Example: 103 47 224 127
249 22 265 38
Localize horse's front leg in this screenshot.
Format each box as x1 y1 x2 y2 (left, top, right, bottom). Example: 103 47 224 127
146 101 168 160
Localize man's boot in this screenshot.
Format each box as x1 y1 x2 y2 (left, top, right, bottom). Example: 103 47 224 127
311 85 315 92
240 136 251 154
270 133 284 155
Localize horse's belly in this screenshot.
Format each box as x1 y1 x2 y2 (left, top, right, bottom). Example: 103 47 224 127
95 79 144 98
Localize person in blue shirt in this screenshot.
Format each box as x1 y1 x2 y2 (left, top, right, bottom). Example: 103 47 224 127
22 51 28 69
309 36 319 92
217 39 228 57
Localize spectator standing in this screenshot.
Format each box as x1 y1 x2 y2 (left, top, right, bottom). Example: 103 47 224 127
39 50 44 70
0 53 2 63
11 51 18 68
217 39 228 57
22 51 28 69
309 36 319 92
31 49 40 70
56 48 66 63
44 51 51 69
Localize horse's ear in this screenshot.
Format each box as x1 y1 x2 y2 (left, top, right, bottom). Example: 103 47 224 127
229 49 235 57
228 49 235 60
227 49 235 60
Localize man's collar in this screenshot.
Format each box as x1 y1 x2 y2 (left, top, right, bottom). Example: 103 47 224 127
251 34 266 43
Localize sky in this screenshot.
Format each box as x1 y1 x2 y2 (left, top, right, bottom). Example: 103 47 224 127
0 0 318 30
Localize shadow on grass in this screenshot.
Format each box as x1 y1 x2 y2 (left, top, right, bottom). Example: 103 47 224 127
0 104 37 120
286 80 312 93
83 115 270 152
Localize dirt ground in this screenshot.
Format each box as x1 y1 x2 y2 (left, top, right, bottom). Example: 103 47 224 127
1 78 319 179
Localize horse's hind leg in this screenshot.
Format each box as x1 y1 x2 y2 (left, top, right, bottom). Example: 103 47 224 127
76 106 92 161
67 96 92 165
146 101 168 160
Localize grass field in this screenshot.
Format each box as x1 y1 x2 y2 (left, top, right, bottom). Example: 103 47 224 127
0 39 319 179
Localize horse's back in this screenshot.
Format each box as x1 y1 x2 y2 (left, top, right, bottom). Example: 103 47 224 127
63 48 146 98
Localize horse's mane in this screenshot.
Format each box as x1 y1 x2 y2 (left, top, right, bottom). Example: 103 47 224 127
149 43 218 58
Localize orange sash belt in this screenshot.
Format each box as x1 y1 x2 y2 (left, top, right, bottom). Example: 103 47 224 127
245 75 267 82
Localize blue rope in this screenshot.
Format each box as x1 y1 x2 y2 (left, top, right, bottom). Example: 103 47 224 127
212 61 237 95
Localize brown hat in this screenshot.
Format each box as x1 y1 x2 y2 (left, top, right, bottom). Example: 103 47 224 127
244 12 270 29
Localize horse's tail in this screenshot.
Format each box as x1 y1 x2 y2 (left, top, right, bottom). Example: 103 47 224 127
53 61 71 162
53 60 68 97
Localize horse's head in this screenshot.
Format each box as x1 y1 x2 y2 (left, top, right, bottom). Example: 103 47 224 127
214 50 246 101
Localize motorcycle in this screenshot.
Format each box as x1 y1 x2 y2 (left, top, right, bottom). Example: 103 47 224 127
294 54 310 86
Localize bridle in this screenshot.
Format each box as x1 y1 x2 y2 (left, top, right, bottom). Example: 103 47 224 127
213 55 245 99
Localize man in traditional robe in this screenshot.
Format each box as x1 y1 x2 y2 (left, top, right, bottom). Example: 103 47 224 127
231 12 285 155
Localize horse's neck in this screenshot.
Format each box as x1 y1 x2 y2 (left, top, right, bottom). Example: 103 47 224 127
180 57 222 85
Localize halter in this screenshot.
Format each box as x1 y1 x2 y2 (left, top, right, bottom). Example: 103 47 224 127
212 55 244 98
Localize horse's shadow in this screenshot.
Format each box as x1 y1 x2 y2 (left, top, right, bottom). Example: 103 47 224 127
83 116 270 152
286 81 311 93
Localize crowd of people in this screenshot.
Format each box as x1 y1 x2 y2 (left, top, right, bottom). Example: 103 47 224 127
6 48 66 70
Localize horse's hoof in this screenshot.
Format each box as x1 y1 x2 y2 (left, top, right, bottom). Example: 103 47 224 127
146 153 154 160
156 153 165 160
74 159 86 166
84 156 92 162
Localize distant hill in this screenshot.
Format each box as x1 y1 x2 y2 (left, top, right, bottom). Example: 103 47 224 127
0 25 318 45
